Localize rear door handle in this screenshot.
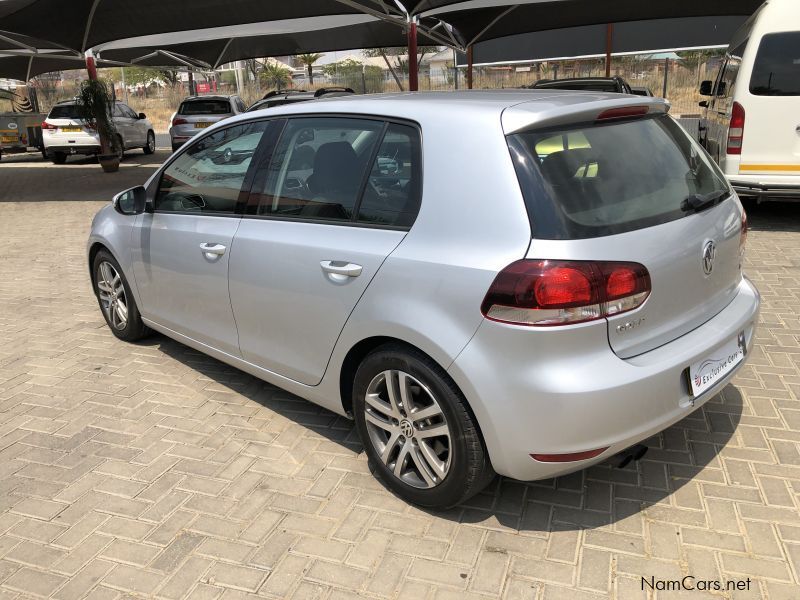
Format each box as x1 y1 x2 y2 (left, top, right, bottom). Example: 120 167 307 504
320 260 362 278
200 242 226 258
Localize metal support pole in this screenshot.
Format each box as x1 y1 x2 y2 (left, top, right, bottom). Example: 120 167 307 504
662 57 669 98
605 23 613 77
466 45 473 89
188 70 195 96
452 48 458 90
407 19 418 92
121 67 129 104
86 55 98 80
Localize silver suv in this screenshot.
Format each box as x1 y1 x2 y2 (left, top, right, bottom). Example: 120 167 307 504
169 94 245 151
88 91 759 507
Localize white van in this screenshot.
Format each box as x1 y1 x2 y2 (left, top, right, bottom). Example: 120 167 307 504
699 0 800 201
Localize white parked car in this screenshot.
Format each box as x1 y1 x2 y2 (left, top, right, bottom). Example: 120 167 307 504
699 0 800 201
42 100 155 164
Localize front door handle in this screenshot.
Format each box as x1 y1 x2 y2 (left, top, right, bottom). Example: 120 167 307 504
200 242 226 258
320 260 362 279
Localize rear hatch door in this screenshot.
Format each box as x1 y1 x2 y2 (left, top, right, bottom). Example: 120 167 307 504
505 102 744 358
739 31 800 177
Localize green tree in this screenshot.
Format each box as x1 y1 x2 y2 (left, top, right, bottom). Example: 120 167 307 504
260 62 291 90
296 53 323 85
363 46 439 91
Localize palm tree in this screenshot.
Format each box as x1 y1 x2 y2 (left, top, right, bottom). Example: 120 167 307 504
260 62 291 90
296 53 323 85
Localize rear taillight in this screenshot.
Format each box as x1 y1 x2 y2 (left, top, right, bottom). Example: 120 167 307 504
726 101 745 155
172 117 188 126
740 210 748 257
41 121 56 130
481 260 651 326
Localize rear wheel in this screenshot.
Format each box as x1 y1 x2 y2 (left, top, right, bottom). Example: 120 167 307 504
52 152 66 164
143 131 155 155
171 142 182 153
92 249 150 342
353 344 494 508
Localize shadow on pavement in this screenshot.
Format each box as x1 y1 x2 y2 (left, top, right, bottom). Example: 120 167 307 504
743 198 800 233
132 330 742 535
0 148 170 202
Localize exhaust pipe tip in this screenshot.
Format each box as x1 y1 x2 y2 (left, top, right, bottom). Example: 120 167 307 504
611 443 648 469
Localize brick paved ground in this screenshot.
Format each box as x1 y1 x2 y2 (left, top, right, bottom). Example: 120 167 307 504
0 191 799 599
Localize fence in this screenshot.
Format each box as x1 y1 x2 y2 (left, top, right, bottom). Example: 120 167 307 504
26 49 723 133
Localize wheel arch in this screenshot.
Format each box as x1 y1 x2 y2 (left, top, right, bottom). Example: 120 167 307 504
338 336 490 461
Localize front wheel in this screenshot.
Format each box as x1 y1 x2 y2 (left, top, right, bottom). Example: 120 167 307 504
92 249 150 342
143 131 155 155
52 152 66 164
353 345 494 508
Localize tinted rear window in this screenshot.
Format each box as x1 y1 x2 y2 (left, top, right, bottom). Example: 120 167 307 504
48 104 82 119
178 99 232 115
508 114 729 240
750 32 800 96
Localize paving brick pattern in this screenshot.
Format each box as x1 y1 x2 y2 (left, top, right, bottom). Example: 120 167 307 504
0 199 799 599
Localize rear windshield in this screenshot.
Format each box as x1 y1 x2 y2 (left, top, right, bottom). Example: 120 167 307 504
750 32 800 96
178 99 232 115
48 104 82 119
508 114 730 240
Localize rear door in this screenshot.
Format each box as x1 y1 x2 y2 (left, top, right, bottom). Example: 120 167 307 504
132 120 269 355
739 31 800 175
706 49 742 164
229 117 422 385
508 112 744 358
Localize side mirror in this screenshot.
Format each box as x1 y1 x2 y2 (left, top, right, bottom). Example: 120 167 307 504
699 80 713 96
113 186 147 215
698 100 709 108
138 112 146 120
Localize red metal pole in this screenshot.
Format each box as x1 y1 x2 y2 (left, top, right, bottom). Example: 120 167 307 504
467 45 473 89
605 23 613 77
85 55 98 81
407 20 418 92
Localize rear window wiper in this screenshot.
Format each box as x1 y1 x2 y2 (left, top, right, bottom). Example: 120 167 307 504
680 189 730 213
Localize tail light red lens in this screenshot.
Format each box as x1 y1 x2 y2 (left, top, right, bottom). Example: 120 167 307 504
481 260 650 326
726 101 745 155
41 121 56 130
172 117 188 126
531 447 608 462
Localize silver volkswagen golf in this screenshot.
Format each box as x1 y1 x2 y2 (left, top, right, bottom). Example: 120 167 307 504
88 91 759 507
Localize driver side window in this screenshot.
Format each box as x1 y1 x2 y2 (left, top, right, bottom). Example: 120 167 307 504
155 121 268 214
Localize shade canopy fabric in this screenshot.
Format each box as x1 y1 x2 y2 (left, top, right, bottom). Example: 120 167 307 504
99 20 440 69
0 53 116 80
455 15 747 65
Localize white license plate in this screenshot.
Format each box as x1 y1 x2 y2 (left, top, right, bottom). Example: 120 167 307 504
688 333 745 396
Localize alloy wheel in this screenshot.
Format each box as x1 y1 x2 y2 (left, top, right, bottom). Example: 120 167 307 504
147 132 155 153
363 369 452 489
96 261 128 330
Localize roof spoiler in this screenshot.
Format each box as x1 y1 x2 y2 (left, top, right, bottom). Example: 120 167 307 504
502 96 670 135
262 89 306 99
314 87 354 97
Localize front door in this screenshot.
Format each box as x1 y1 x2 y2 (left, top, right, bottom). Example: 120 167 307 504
229 117 422 385
132 121 269 356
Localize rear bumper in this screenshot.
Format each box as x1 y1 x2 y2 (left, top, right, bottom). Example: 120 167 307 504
448 277 760 481
44 144 101 156
730 179 800 201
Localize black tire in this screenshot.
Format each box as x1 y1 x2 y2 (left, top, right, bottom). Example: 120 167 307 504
353 344 494 508
52 152 67 164
143 130 155 155
92 249 150 342
171 142 182 153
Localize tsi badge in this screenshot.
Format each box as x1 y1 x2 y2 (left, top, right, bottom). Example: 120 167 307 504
616 317 645 334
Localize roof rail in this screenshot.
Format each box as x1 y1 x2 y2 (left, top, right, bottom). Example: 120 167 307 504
262 89 305 99
314 87 354 97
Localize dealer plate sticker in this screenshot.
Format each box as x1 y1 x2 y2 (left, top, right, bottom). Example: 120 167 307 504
689 333 745 396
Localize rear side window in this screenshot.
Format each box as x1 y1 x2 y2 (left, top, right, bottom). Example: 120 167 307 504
750 32 800 96
508 114 729 240
251 117 383 223
48 105 82 119
178 99 232 115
